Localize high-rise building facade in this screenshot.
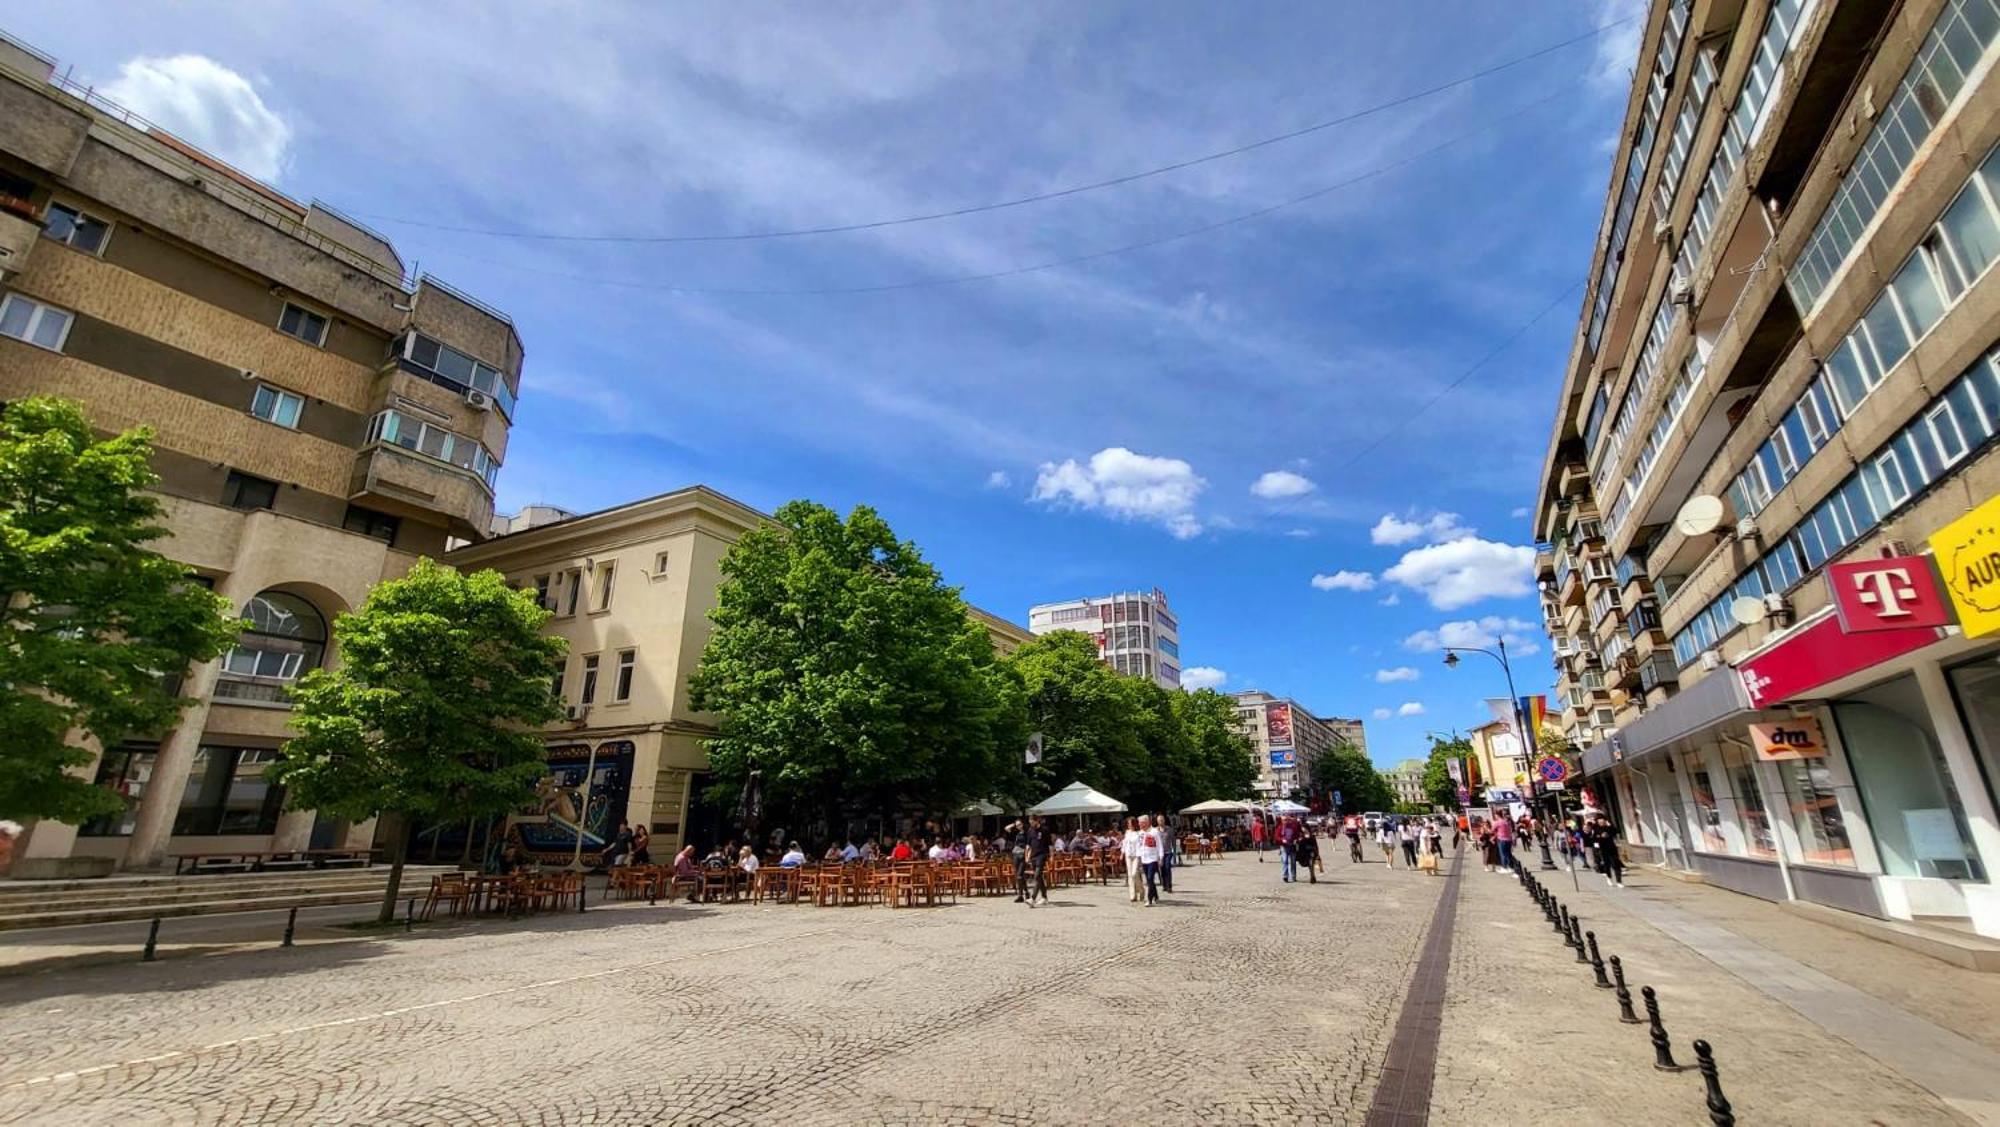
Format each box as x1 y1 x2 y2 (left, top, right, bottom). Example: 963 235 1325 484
1531 0 2000 938
1027 588 1183 689
1230 690 1367 799
0 32 522 873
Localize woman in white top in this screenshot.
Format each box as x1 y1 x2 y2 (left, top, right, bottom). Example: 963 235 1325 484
1121 817 1145 904
738 845 759 875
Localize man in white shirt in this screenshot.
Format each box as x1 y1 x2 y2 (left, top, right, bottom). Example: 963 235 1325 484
1121 817 1145 903
927 840 948 862
1136 815 1163 905
779 842 806 867
840 839 860 863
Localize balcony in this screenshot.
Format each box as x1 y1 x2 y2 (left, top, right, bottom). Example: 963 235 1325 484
1535 548 1556 582
212 676 291 707
1637 652 1680 694
0 196 37 282
1558 460 1591 498
349 444 493 541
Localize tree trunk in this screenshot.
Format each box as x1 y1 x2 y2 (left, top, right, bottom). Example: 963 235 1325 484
458 818 476 868
375 811 409 924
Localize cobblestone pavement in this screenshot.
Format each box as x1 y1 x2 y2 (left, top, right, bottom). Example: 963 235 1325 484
0 855 1441 1126
1435 858 1974 1125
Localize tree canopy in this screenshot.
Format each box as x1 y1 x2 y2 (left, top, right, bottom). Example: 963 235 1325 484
687 501 1020 835
1303 737 1394 815
270 559 566 919
1422 734 1474 810
0 397 239 823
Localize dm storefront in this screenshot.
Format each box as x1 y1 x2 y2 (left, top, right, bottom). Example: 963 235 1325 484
1583 525 2000 938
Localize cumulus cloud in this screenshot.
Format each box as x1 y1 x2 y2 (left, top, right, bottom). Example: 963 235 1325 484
1375 666 1419 683
1378 592 1401 606
985 470 1011 489
1402 616 1543 655
1033 447 1205 539
1371 708 1392 720
1284 528 1313 539
1310 570 1376 592
104 55 292 181
1370 511 1474 546
1397 701 1426 717
1181 666 1227 690
1381 537 1535 609
1510 506 1530 519
1250 470 1316 499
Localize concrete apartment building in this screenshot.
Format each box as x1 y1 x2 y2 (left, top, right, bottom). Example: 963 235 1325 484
1230 690 1368 799
0 33 523 874
449 488 1035 859
1027 588 1184 688
1530 0 2000 939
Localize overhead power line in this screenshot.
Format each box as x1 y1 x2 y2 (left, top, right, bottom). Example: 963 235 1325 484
356 14 1636 245
448 85 1576 298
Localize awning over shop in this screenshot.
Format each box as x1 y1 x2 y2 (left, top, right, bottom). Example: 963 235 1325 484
1581 659 1751 775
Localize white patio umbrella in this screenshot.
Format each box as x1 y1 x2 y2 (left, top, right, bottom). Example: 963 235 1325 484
1268 799 1311 815
1027 781 1128 817
1180 799 1257 815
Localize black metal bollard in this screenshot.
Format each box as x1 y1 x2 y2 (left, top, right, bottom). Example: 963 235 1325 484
1693 1040 1735 1126
1610 957 1641 1023
142 916 160 962
1643 986 1689 1071
405 897 415 932
1587 931 1611 987
1558 904 1573 938
1569 917 1589 962
282 906 298 948
578 876 587 914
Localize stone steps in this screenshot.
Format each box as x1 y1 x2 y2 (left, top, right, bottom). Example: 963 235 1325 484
0 867 455 931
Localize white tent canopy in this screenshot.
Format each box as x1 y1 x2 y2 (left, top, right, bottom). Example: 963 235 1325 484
1028 781 1128 816
1180 799 1256 815
1268 799 1311 815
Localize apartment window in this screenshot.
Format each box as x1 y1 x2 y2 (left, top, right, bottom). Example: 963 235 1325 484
564 569 582 616
1925 399 1971 467
172 746 286 835
341 505 400 544
580 654 599 705
533 574 552 611
277 302 329 347
652 551 670 579
614 649 635 702
595 563 616 612
223 470 278 511
249 384 304 429
1937 173 2000 294
398 332 516 418
43 202 109 254
221 591 326 682
551 664 566 703
366 409 500 489
0 293 75 351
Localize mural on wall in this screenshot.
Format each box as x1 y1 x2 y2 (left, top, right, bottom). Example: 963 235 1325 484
513 741 634 863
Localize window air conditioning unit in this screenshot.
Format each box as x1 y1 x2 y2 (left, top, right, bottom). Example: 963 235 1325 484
1670 280 1694 307
565 704 589 723
464 388 495 411
1734 516 1758 540
1699 649 1723 671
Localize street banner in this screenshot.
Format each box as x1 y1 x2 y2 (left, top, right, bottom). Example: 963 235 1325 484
1446 757 1463 785
1484 697 1515 729
1519 694 1548 738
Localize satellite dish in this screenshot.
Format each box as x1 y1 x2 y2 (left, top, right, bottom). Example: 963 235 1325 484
1676 494 1726 537
1729 595 1768 626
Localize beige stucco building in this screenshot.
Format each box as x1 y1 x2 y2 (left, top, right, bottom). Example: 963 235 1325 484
0 32 521 874
448 488 1034 859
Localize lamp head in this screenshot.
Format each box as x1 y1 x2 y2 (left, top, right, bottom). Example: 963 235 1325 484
1443 651 1461 669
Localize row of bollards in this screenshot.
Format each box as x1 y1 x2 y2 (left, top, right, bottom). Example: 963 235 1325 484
1516 863 1735 1126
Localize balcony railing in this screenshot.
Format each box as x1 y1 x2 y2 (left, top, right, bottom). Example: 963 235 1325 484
213 676 292 706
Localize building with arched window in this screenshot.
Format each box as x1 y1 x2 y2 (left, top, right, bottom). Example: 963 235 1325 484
0 31 523 874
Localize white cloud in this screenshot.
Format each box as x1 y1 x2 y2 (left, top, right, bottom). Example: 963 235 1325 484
1250 470 1316 499
1378 592 1401 606
1375 666 1419 683
1402 616 1543 655
1370 511 1474 546
104 55 292 181
1381 537 1535 609
985 470 1011 489
1032 447 1206 539
1310 570 1376 592
1397 701 1426 717
1510 506 1530 519
1181 666 1227 691
1591 0 1648 93
1284 528 1313 539
1371 708 1392 720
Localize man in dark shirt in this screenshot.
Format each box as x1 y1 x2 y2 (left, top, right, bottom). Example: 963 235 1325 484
1024 816 1052 906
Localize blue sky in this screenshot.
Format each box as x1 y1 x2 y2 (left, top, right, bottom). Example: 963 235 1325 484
12 1 1643 765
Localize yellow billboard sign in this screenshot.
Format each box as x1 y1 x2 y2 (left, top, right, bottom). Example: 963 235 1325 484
1930 492 2000 639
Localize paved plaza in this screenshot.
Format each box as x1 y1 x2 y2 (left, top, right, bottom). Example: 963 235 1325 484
2 852 1998 1125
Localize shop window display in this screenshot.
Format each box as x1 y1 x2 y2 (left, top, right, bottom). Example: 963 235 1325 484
1771 755 1856 867
1835 675 1985 881
1679 749 1728 852
1720 741 1778 859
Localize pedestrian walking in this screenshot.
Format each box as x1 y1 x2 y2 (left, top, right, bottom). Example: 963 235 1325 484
1251 815 1267 862
1009 820 1031 903
1122 817 1145 904
1478 821 1498 872
1398 820 1419 870
1295 824 1320 884
1137 815 1163 905
1277 816 1299 882
1156 812 1175 893
1377 821 1397 866
1493 811 1516 872
1028 815 1052 905
1345 819 1364 864
1593 816 1626 888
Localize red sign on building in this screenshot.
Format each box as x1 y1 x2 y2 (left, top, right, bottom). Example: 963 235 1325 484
1737 614 1939 708
1828 557 1954 634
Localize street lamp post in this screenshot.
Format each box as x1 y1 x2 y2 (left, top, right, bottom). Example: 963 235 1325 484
1443 640 1557 870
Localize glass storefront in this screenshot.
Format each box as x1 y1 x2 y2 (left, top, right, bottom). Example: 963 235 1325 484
1770 754 1855 867
1835 674 1985 881
1719 741 1778 859
82 745 285 837
1947 652 2000 815
1679 749 1728 852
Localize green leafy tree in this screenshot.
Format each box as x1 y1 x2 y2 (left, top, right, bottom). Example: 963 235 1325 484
1423 734 1474 810
0 398 239 824
1171 687 1259 802
994 630 1137 810
687 501 1017 837
270 560 566 921
1303 737 1394 814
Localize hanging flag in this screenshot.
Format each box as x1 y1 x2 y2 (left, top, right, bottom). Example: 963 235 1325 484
1518 695 1549 744
1025 732 1044 765
1485 697 1516 729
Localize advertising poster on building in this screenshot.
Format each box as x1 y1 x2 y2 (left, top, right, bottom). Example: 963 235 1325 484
1270 748 1296 769
1266 703 1293 747
514 741 634 863
1931 493 2000 638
